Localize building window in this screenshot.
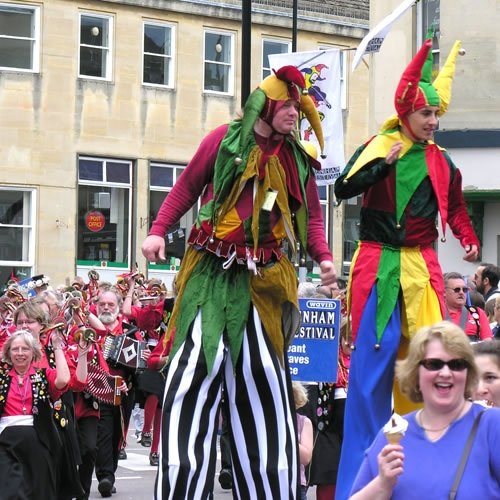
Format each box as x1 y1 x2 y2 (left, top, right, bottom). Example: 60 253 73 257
0 188 35 291
203 30 233 94
149 163 197 268
77 157 131 266
79 13 112 80
262 39 290 79
0 3 40 72
342 196 361 276
143 21 175 87
317 184 329 233
417 0 440 70
319 45 347 110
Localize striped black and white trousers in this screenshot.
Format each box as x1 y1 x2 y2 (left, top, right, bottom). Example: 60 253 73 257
155 306 299 499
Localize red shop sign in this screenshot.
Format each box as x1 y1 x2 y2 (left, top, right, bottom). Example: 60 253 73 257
85 211 106 232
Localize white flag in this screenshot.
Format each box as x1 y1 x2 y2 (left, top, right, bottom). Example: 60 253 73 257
269 49 345 186
351 0 417 71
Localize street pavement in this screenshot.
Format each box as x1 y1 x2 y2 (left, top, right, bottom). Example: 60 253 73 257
88 427 316 499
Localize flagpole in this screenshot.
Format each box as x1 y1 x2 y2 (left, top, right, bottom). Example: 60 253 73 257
292 0 298 51
241 0 252 106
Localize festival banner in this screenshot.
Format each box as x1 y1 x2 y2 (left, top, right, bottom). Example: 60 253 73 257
288 298 340 383
269 50 345 185
351 0 417 71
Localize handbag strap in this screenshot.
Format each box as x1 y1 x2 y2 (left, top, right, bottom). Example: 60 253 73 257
449 409 486 500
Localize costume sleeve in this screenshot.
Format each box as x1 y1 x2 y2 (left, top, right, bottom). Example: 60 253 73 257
446 160 480 249
149 125 228 237
305 175 333 263
46 366 67 401
64 344 88 391
147 332 173 370
334 142 395 200
123 304 139 322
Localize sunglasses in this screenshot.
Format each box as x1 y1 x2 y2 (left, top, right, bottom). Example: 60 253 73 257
419 358 469 372
446 287 469 294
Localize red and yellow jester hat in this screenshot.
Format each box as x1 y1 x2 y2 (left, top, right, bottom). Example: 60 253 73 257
240 65 325 156
380 37 462 132
395 37 462 119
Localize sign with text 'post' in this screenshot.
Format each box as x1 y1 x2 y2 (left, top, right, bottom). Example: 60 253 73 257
288 298 340 383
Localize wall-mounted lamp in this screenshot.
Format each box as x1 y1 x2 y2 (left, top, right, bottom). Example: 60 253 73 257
91 26 100 37
215 43 223 54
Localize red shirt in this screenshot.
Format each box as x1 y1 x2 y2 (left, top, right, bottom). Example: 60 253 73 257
4 365 63 416
126 300 164 341
447 307 493 340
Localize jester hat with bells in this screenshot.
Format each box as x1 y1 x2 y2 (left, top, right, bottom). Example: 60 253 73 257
239 65 325 158
381 36 463 133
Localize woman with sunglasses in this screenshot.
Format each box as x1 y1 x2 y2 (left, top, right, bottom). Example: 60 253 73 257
350 321 500 499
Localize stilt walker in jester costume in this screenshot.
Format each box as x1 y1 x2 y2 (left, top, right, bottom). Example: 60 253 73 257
142 66 337 499
334 38 479 499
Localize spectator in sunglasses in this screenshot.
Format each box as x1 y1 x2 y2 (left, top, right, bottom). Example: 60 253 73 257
350 321 500 499
444 272 492 342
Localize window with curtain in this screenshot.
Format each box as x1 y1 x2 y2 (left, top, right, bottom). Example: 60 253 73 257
203 30 233 94
79 13 112 79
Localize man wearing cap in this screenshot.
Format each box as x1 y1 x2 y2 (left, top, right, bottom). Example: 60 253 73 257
142 65 336 499
334 38 479 499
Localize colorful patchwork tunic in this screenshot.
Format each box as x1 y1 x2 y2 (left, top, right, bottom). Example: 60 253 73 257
150 121 332 373
335 128 479 344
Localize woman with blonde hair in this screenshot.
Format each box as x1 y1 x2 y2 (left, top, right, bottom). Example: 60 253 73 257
292 381 313 500
350 321 500 499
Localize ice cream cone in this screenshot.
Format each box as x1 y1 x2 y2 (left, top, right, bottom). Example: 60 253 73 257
385 431 404 445
383 413 408 445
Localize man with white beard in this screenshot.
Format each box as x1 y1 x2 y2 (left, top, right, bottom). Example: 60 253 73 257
93 290 136 498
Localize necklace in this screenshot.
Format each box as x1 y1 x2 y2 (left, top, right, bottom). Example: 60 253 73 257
14 374 30 415
418 400 467 433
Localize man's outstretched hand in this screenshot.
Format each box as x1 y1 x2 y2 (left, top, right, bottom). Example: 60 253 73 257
142 235 166 263
319 260 337 286
463 244 479 262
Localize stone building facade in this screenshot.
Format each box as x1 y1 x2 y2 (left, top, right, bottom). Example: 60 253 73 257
0 0 369 288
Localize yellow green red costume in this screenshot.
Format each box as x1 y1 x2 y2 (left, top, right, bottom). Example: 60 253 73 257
334 39 480 500
149 66 332 499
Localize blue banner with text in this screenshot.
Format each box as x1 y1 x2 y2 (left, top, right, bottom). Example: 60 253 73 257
289 298 340 382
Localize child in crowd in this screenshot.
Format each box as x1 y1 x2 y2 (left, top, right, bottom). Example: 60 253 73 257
293 381 313 500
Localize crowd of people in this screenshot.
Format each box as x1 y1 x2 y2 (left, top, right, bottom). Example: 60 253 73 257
0 271 174 499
